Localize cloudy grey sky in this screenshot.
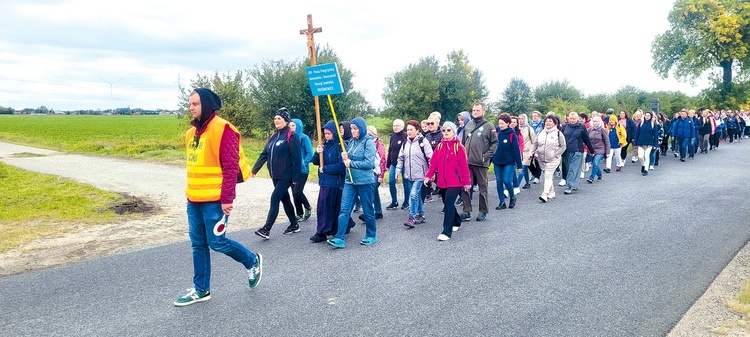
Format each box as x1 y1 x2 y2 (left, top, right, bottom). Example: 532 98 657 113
0 0 706 111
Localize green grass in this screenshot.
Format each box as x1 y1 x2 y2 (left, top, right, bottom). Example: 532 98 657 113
0 162 136 252
0 115 289 179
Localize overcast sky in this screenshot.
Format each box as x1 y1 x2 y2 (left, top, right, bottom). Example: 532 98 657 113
0 0 707 111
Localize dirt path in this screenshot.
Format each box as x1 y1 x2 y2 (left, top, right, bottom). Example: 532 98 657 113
0 141 319 276
1 141 748 335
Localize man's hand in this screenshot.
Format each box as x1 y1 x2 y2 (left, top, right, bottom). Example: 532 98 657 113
221 203 233 215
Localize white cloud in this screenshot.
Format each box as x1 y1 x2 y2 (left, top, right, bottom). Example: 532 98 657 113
0 0 710 111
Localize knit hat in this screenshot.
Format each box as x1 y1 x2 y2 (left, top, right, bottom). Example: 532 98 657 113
442 121 457 134
276 107 291 122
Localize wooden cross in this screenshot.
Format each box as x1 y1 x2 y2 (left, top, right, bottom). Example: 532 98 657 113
299 14 325 165
299 15 322 67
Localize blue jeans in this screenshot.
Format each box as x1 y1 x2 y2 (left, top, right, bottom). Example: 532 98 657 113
406 179 424 219
677 137 693 159
335 184 377 240
388 164 406 207
564 152 583 189
188 201 256 292
588 154 603 180
494 164 516 203
517 165 530 185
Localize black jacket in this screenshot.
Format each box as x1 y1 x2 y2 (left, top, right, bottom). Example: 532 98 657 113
387 131 407 168
252 126 303 182
562 122 594 154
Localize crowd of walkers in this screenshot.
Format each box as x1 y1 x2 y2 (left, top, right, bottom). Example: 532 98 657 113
250 105 750 247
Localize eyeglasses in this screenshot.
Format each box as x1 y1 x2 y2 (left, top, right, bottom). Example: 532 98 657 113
426 122 435 125
441 129 453 133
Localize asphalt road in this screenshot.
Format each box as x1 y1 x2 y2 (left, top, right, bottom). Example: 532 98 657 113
1 141 749 337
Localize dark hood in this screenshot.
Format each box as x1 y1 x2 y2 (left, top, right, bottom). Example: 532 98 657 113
323 120 339 144
193 88 222 128
339 121 353 141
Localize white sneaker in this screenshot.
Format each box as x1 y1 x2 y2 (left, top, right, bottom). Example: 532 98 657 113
649 165 654 170
438 234 450 241
452 226 459 232
513 187 521 195
631 157 638 163
532 177 539 184
558 179 566 186
503 190 509 198
580 172 585 179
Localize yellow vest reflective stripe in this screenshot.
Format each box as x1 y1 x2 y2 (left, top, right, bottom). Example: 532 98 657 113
185 117 251 202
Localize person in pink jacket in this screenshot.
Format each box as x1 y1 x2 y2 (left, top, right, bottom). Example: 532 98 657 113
424 121 471 241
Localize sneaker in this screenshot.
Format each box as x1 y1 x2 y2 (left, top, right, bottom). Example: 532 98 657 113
309 233 327 243
352 204 361 213
283 225 300 235
548 192 556 199
580 172 585 179
532 177 539 184
503 190 509 198
360 236 378 245
475 213 487 221
327 238 346 248
508 198 516 209
513 187 521 195
247 253 263 288
522 183 531 189
564 188 572 195
586 178 594 184
254 227 270 239
642 170 648 176
558 179 566 186
303 208 312 221
495 202 506 210
452 226 459 232
597 176 602 181
539 195 547 203
174 288 211 307
603 168 611 173
404 217 416 228
386 203 399 210
455 198 463 206
400 204 409 210
375 213 383 220
674 153 678 158
616 166 621 172
295 215 303 221
631 157 638 163
358 214 366 222
461 212 471 222
649 165 654 170
437 234 450 241
680 158 685 162
425 195 434 203
415 214 426 224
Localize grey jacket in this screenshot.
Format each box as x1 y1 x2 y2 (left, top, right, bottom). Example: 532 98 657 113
587 126 610 155
396 135 433 181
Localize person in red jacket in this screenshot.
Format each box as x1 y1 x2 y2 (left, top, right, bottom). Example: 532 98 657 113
424 121 471 241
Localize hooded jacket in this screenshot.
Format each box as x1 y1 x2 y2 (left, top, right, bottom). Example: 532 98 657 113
634 120 657 147
491 127 522 169
424 136 471 189
531 126 566 169
608 122 627 149
562 122 594 154
396 133 433 181
311 120 345 188
251 122 302 183
457 111 471 141
462 117 499 168
292 119 314 175
587 124 610 155
343 117 376 185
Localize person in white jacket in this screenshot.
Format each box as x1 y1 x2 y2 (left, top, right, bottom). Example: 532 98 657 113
530 116 567 202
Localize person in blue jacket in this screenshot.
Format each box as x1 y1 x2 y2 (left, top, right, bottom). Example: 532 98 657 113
670 109 697 162
328 117 378 249
290 118 314 222
310 120 345 243
634 111 658 175
492 113 523 209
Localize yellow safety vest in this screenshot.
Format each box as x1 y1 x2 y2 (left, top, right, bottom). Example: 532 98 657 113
185 117 251 202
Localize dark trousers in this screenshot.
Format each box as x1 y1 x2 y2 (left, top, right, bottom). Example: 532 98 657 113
439 188 462 237
292 173 311 216
263 179 297 230
620 142 631 160
460 165 489 214
729 129 739 142
316 186 342 235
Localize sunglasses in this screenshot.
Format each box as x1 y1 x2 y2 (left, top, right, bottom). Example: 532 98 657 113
441 128 453 132
426 122 435 125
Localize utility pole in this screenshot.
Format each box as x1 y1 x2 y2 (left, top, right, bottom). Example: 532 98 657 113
99 77 123 114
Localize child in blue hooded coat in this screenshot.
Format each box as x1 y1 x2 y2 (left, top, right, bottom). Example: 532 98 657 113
310 120 346 242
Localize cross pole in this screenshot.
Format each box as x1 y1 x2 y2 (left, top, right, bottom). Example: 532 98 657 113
299 14 325 166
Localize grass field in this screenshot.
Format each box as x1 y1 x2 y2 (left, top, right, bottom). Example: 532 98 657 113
0 161 137 253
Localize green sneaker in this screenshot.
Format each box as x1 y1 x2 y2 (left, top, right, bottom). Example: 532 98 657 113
303 208 312 221
248 253 263 288
173 288 210 307
295 214 303 221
